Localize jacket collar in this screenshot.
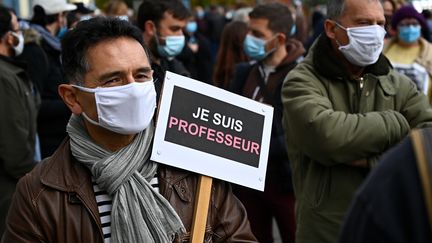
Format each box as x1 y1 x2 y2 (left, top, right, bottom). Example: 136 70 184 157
40 137 194 202
39 139 106 239
256 38 305 70
0 55 27 74
40 139 92 192
158 164 193 203
312 34 392 80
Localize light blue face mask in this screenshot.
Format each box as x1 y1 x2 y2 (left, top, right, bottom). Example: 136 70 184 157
196 10 205 19
186 21 198 33
243 34 276 61
398 25 421 43
290 24 296 37
156 34 185 57
57 26 68 39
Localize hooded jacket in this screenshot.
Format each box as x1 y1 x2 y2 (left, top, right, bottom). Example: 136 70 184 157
232 39 305 190
0 56 39 237
282 34 432 243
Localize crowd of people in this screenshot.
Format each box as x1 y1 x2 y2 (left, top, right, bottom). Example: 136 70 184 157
1 0 432 242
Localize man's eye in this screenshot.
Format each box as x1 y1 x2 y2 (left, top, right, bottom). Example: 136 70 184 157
134 71 153 82
134 74 151 82
103 78 122 85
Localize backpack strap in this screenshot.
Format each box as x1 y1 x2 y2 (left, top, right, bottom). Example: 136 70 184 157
411 129 432 233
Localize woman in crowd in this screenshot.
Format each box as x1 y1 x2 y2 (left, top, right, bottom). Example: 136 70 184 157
213 20 249 90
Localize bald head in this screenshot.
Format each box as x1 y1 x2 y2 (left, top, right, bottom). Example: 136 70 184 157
327 0 382 20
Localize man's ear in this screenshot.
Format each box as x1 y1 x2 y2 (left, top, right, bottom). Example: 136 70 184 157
58 84 83 115
144 20 155 36
277 33 286 46
324 19 337 39
5 32 15 47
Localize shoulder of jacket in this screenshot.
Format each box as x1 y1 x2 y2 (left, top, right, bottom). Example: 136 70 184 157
378 69 417 96
417 38 432 74
285 59 323 85
15 159 52 201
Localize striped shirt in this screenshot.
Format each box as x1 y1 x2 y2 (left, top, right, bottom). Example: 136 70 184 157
92 174 160 243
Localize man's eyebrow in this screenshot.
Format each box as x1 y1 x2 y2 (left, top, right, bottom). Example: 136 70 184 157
251 29 264 37
135 67 153 73
169 25 183 30
96 66 153 81
97 71 122 82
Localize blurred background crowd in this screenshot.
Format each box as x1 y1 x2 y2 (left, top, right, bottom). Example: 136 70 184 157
1 0 432 242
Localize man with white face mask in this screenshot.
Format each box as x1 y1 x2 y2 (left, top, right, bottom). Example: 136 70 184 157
137 0 191 100
281 0 432 243
2 17 257 243
0 5 39 238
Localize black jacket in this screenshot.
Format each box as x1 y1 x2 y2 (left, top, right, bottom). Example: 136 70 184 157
339 136 432 243
230 40 305 190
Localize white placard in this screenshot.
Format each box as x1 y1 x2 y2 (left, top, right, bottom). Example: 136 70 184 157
150 71 273 191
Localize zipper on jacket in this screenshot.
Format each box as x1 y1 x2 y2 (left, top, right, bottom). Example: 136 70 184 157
358 77 364 92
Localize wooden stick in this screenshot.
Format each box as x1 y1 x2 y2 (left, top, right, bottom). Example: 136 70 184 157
190 175 213 243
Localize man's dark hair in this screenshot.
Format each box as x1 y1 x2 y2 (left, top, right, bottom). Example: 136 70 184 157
61 17 150 84
249 3 293 38
136 0 190 31
0 5 12 38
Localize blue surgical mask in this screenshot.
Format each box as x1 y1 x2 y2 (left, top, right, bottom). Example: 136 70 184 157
290 24 296 37
398 25 421 43
243 34 276 61
196 10 205 19
156 35 185 57
57 26 68 39
186 21 198 33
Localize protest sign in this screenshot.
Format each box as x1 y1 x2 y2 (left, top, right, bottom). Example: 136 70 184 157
151 71 273 191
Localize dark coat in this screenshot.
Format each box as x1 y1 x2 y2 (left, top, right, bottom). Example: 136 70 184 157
24 28 71 158
231 40 305 190
338 135 432 243
177 33 214 84
0 56 39 236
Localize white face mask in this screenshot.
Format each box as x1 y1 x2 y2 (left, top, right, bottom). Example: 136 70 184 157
73 81 156 135
10 31 24 56
335 23 386 67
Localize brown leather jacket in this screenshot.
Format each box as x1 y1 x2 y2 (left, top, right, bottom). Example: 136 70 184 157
2 140 257 243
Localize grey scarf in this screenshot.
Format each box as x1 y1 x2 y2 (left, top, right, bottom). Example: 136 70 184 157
67 115 185 242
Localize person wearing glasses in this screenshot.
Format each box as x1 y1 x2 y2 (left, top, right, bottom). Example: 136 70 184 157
0 5 39 238
383 5 432 103
2 17 257 243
